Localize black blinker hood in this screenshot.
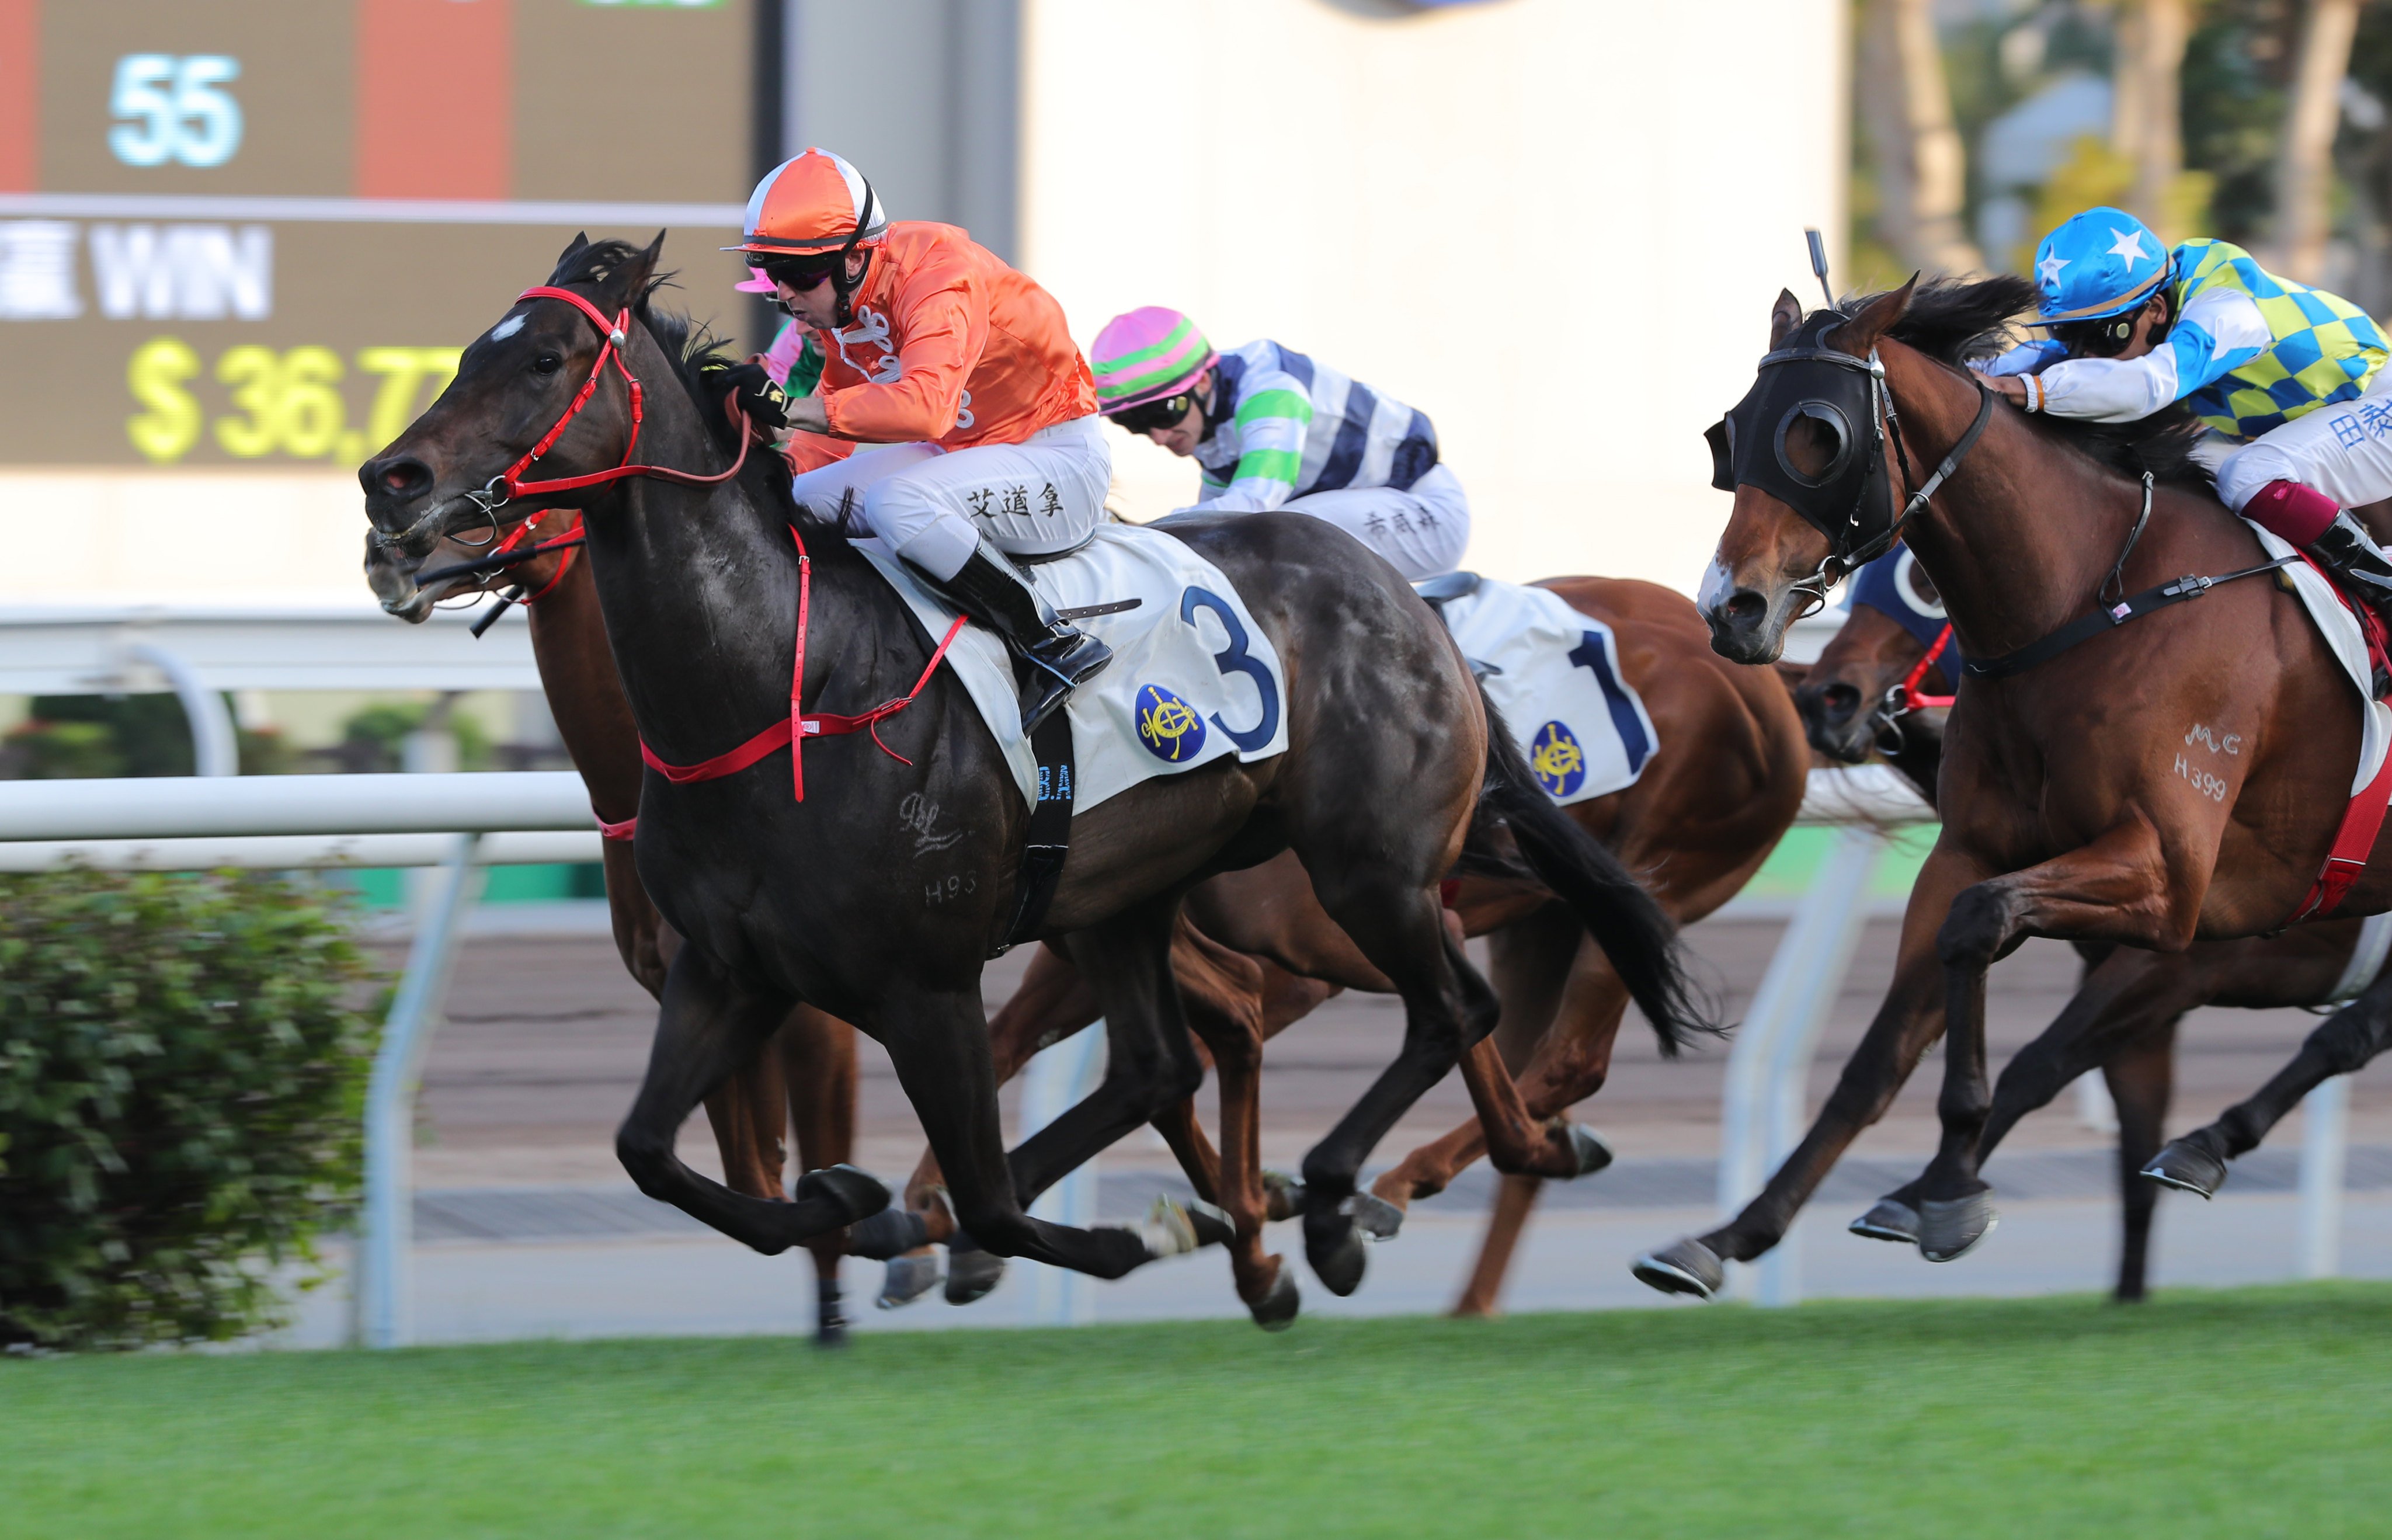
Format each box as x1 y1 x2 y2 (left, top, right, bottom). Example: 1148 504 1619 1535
1706 308 1898 563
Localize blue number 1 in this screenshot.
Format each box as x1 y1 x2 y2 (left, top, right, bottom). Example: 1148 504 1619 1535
1181 586 1280 752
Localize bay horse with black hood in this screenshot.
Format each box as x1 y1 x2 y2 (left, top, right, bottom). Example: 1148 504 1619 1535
1636 273 2392 1296
359 235 1708 1295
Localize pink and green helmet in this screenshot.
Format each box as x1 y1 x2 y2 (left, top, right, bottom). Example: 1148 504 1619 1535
1091 306 1218 414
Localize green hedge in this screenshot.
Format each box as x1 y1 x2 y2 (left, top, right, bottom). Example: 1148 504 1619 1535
0 871 378 1350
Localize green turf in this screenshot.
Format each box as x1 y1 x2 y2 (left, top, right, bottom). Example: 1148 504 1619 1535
8 1285 2390 1538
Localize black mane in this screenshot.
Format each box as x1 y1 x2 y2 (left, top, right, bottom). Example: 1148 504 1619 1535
1857 273 2215 493
547 238 815 536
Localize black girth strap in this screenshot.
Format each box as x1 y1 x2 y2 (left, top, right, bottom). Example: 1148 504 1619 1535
995 708 1074 955
1965 557 2299 680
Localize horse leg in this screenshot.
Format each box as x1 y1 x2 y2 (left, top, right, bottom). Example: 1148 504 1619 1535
2105 1021 2175 1302
1636 846 1984 1298
1295 883 1500 1297
1177 961 1294 1329
874 978 1155 1280
1005 894 1209 1208
777 1004 858 1345
614 948 884 1253
1451 1175 1543 1318
701 1047 787 1200
1855 947 2204 1247
1149 1096 1225 1204
2151 962 2392 1195
1916 824 2184 1262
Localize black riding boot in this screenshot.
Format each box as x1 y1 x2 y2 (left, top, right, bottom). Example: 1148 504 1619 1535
2307 510 2392 694
926 540 1111 733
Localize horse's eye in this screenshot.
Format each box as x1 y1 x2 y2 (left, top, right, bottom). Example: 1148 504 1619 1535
533 352 564 376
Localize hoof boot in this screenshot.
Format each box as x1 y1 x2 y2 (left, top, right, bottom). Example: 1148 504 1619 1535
846 1205 929 1261
1249 1265 1301 1332
795 1164 890 1226
1849 1197 1921 1244
945 1245 1007 1305
1917 1190 1998 1262
1632 1237 1725 1299
1343 1191 1404 1240
2143 1137 2228 1198
813 1283 849 1348
877 1250 943 1310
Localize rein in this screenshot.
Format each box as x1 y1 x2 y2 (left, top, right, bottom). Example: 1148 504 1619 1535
1889 623 1958 713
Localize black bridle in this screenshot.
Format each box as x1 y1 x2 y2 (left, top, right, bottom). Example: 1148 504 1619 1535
1709 310 1997 617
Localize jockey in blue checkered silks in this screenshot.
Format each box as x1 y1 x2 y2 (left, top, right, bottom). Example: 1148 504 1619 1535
1980 205 2392 627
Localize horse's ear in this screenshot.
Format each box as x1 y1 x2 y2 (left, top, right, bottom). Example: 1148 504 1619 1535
1834 272 1920 355
1769 288 1804 347
603 231 668 309
556 232 590 266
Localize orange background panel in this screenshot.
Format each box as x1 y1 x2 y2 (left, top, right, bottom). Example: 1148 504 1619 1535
0 0 36 192
355 0 512 200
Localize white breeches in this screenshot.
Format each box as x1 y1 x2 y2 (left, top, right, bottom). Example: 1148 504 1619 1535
1280 463 1472 580
2215 367 2392 513
787 414 1112 579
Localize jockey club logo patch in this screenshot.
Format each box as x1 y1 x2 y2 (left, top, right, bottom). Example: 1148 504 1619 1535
1531 720 1587 798
1136 684 1207 763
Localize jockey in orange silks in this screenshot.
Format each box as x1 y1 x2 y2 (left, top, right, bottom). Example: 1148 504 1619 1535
731 148 1110 731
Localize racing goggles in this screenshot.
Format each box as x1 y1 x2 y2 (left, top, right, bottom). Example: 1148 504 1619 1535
2052 311 2141 358
756 253 843 293
1107 390 1199 435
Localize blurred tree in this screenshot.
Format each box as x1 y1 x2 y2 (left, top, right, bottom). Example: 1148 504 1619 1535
2111 0 2214 238
2185 1 2301 244
1859 0 1986 274
2272 0 2369 279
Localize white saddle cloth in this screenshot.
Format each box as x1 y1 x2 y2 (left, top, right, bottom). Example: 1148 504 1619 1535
1434 576 1659 806
858 524 1290 815
2244 521 2391 795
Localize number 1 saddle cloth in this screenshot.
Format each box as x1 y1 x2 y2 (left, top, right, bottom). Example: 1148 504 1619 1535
1431 575 1659 807
856 524 1290 816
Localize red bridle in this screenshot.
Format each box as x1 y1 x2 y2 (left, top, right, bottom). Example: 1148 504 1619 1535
1894 623 1958 711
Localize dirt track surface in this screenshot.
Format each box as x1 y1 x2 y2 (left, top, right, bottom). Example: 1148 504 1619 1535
395 917 2377 1192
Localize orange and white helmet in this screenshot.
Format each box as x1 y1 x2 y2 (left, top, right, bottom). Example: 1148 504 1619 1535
726 148 888 260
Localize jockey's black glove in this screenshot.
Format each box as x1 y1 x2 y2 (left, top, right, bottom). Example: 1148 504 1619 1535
704 360 789 434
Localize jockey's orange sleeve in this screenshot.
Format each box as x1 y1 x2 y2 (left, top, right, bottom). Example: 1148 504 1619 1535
804 223 1096 452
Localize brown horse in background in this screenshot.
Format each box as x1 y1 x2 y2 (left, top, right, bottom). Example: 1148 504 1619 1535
896 575 1810 1320
1645 273 2392 1296
1798 575 2386 1299
366 520 861 1344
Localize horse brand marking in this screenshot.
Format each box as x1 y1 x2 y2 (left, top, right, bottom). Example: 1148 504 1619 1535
2173 752 2230 802
2184 723 2242 756
924 873 976 905
897 792 965 856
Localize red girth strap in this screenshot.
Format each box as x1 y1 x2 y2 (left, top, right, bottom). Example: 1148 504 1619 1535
503 285 753 500
2288 548 2392 920
594 806 638 843
637 523 968 802
1898 623 1958 711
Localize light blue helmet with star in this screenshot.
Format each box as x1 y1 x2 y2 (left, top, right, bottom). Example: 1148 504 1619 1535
2030 206 2170 325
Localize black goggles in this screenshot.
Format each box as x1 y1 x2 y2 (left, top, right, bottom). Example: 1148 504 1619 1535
757 255 842 293
1106 391 1198 434
2052 313 2139 357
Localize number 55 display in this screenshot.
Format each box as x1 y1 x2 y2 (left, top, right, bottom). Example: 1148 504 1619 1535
109 55 244 169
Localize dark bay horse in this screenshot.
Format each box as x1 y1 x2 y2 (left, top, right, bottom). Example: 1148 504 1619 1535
363 507 862 1343
1797 559 2385 1299
1640 273 2392 1295
359 235 1706 1296
898 576 1809 1320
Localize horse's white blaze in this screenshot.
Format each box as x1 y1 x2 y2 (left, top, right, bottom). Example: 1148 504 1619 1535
1695 556 1734 616
489 314 526 342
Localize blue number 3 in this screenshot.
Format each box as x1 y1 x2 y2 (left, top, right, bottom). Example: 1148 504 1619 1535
1180 586 1280 753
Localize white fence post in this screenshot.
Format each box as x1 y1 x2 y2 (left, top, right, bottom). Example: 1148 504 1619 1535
357 832 485 1348
123 641 238 778
1019 1023 1106 1327
2300 1075 2350 1280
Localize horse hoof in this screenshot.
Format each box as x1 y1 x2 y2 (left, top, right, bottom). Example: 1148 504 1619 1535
1249 1266 1301 1332
945 1246 1007 1305
1916 1190 1997 1262
812 1303 849 1348
1342 1191 1404 1240
2143 1137 2227 1198
1306 1215 1369 1296
1632 1237 1724 1300
1566 1122 1615 1179
795 1164 890 1226
846 1205 929 1262
877 1250 943 1310
1184 1198 1237 1250
1262 1170 1305 1222
1134 1197 1204 1260
1849 1197 1921 1244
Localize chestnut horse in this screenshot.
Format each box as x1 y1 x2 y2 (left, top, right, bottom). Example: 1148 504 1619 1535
1639 273 2392 1296
360 237 1706 1301
896 576 1809 1320
1796 550 2388 1299
365 505 861 1343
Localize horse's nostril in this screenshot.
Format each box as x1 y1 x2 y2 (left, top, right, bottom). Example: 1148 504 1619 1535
363 455 433 500
1819 683 1859 723
1723 589 1768 625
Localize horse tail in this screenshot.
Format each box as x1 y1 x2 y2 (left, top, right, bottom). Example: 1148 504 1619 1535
1470 683 1719 1056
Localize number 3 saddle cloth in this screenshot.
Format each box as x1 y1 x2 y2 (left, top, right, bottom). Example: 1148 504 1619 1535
856 524 1290 816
